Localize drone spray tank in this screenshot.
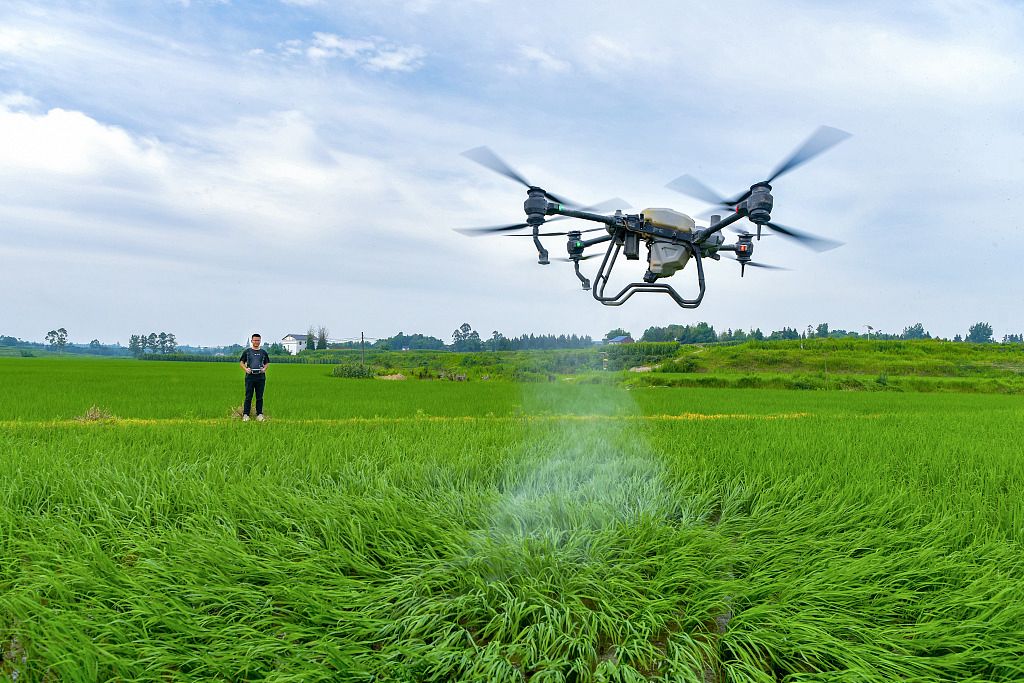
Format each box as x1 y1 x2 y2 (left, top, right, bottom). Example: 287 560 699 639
640 208 722 283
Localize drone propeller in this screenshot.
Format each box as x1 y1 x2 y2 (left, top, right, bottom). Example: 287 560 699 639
454 215 572 236
729 222 840 252
503 227 606 237
667 126 851 207
763 222 842 252
553 253 601 262
462 146 577 206
665 175 734 208
723 254 789 270
766 125 851 184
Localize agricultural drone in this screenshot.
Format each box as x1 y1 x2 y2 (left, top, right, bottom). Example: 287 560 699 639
457 126 850 308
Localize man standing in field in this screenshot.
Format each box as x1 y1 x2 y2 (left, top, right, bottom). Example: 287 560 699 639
239 333 270 421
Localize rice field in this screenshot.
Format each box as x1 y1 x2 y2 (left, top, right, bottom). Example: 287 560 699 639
1 357 1023 682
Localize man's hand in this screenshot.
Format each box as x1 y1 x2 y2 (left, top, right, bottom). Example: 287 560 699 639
245 367 252 374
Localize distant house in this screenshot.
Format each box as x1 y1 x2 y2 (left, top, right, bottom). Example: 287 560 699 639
606 335 634 345
281 333 308 355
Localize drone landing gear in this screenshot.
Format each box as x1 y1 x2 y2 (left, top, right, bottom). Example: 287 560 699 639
591 239 706 307
571 261 591 290
533 232 549 265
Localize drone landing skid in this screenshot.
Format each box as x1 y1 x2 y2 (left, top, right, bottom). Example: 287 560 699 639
591 240 706 308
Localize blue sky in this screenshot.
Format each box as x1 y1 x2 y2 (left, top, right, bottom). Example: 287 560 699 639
2 0 1022 345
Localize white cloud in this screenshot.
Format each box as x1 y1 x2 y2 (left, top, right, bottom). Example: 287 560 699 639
294 32 425 72
517 45 572 74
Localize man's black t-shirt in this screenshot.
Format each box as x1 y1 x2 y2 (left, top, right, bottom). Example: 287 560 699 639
240 348 270 373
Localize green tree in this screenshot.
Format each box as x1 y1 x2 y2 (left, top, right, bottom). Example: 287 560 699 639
604 328 631 341
305 327 316 352
452 323 482 352
45 328 69 353
966 322 994 344
901 323 930 340
678 322 717 344
317 326 329 351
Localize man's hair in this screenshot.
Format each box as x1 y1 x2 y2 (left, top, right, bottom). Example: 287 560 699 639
251 333 261 339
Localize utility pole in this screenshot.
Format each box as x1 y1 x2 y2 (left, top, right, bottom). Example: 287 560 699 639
360 332 365 367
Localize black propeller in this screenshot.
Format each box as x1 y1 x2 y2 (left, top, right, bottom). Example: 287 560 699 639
667 126 850 208
454 215 571 236
462 146 631 213
728 224 839 252
761 221 842 252
502 227 606 237
766 125 851 184
554 253 601 262
462 146 577 206
724 254 788 270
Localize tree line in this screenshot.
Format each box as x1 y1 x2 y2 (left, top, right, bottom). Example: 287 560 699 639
128 332 178 355
626 321 1011 345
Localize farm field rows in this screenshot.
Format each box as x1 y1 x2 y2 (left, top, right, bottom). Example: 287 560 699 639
2 358 1023 681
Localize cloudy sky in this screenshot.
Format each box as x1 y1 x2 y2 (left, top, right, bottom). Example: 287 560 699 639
2 0 1022 346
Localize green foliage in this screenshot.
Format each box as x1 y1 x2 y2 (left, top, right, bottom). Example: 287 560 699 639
451 322 483 352
967 321 994 343
604 327 630 340
657 357 700 373
373 331 447 350
605 341 680 369
2 361 1024 680
641 322 717 343
901 322 930 340
331 363 375 378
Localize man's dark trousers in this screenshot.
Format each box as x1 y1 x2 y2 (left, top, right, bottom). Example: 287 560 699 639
244 373 266 416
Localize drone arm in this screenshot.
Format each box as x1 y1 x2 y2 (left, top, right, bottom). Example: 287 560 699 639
581 233 613 248
695 209 745 242
547 205 618 226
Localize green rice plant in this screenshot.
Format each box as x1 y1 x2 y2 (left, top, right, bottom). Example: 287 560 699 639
2 358 1024 680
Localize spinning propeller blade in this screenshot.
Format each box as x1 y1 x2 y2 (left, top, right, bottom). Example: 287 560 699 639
764 221 843 252
766 126 851 184
461 146 531 188
665 175 732 207
577 197 631 213
724 254 789 270
666 126 850 207
554 254 601 262
461 145 576 206
455 215 578 236
503 227 606 237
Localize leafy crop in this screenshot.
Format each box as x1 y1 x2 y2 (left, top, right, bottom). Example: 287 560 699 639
1 358 1023 681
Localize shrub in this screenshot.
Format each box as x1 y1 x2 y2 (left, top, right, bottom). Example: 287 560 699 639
332 365 375 379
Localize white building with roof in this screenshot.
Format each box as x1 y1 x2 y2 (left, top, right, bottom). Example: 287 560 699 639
281 333 308 355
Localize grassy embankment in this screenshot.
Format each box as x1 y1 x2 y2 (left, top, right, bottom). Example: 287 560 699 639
1 357 1023 681
620 338 1024 394
134 339 1024 393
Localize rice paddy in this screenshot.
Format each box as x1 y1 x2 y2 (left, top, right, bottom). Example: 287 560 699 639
1 357 1023 681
